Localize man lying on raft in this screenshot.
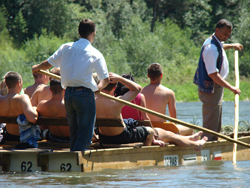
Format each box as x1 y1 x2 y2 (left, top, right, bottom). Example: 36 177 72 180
95 73 207 151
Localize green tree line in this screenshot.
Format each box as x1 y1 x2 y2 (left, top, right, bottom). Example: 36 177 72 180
0 0 249 101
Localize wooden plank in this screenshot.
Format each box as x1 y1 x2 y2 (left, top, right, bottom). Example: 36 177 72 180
0 116 124 127
100 142 144 148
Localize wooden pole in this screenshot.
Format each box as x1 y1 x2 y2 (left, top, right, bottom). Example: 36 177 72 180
38 70 250 148
233 50 240 163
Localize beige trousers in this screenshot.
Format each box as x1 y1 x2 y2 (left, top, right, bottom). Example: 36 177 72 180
199 84 224 141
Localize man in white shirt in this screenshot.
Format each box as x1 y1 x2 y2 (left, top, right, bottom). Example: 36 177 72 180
32 19 109 151
193 19 243 141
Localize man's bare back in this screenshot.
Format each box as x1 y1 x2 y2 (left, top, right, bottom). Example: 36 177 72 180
96 95 126 136
24 83 42 98
37 97 69 137
142 63 193 136
24 73 49 98
96 73 140 136
141 83 176 122
31 85 52 106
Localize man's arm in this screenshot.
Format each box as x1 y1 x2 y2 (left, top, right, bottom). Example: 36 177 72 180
30 86 42 106
209 72 241 95
168 91 177 119
223 43 243 51
36 101 49 129
21 95 38 123
140 94 151 121
110 72 141 102
32 60 53 73
97 77 110 91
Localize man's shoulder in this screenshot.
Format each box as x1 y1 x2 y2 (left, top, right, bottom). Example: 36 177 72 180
61 42 74 48
142 84 173 92
36 84 49 92
14 93 30 104
87 45 104 59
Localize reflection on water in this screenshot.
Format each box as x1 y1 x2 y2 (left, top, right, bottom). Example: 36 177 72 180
167 101 250 126
1 160 250 187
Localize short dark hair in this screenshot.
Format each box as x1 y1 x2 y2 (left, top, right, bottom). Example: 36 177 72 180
103 83 117 92
33 73 43 80
50 80 63 95
49 68 62 94
78 19 95 38
49 68 60 81
114 73 135 97
4 71 22 89
147 63 162 80
216 19 233 30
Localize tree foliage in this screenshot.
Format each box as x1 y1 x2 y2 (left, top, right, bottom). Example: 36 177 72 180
0 0 250 88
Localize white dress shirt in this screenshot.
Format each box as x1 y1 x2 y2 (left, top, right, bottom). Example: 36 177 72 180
47 38 109 91
202 34 229 79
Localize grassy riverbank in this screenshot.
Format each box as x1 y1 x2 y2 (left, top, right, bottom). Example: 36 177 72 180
139 79 250 102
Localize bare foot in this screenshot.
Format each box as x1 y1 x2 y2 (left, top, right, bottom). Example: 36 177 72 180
189 131 203 141
194 136 208 152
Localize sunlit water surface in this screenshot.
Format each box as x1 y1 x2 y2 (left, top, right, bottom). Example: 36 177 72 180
1 160 250 187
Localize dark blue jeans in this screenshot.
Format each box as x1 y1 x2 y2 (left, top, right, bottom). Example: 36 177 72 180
65 86 96 151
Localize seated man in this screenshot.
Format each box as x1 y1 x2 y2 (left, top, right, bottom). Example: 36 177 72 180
36 76 70 143
96 72 164 146
24 72 49 98
0 71 38 148
141 63 193 136
37 71 99 143
30 68 58 106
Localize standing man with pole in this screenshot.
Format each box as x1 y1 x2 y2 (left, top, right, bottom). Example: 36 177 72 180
32 19 110 151
193 19 243 141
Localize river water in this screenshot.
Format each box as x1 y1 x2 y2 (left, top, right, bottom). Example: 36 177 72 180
171 101 250 126
1 160 250 187
1 101 250 187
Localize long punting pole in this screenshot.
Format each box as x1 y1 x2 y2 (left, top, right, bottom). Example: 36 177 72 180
38 70 250 148
233 50 240 163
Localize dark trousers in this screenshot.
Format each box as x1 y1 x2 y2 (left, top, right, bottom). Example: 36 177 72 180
65 86 96 151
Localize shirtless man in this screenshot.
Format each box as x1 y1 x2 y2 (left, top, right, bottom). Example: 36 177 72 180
30 69 58 106
36 77 70 142
141 63 193 136
96 72 164 146
0 71 38 143
24 72 49 98
37 71 99 143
